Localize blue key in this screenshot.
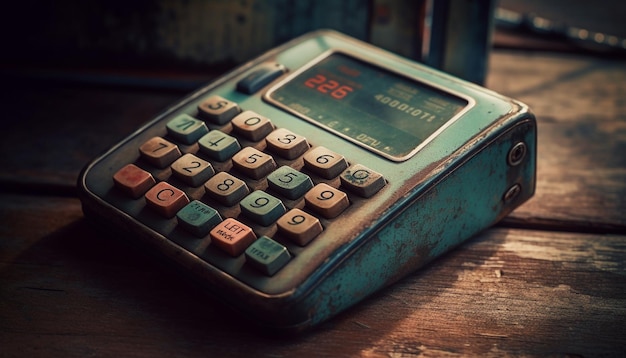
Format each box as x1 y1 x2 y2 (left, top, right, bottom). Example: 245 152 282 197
176 200 222 237
236 63 287 94
245 236 291 276
267 166 313 199
239 191 286 226
166 114 208 144
198 130 241 161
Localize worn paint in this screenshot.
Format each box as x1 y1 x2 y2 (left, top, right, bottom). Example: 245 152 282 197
79 30 536 331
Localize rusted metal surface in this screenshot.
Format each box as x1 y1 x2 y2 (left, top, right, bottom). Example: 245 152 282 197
77 30 536 330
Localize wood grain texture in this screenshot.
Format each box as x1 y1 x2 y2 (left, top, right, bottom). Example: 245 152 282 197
1 195 624 357
2 34 626 357
487 52 626 231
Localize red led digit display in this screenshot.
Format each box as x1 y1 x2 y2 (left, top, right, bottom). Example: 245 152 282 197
268 53 468 160
304 74 354 100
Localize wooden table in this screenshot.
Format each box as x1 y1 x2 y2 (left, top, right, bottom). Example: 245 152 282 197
1 47 625 356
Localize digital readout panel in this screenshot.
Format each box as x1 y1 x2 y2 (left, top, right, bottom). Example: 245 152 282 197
267 53 469 160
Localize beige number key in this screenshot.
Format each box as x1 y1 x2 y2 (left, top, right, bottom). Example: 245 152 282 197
204 172 249 206
303 146 348 179
265 128 309 159
232 147 277 179
139 137 181 168
171 153 215 187
276 208 323 246
231 111 274 141
304 183 349 219
197 95 241 124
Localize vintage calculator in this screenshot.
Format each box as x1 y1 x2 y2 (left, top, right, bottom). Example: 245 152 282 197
78 30 536 331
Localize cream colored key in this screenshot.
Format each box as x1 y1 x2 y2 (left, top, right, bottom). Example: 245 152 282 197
304 183 349 219
232 147 276 179
303 146 348 179
265 128 309 159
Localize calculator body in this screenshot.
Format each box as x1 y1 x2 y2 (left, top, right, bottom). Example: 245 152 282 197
78 30 536 331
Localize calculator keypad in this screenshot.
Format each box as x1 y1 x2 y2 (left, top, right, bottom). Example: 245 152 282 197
113 95 386 277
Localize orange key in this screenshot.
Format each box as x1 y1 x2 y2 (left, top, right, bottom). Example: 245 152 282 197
210 218 257 256
145 182 190 218
113 164 156 199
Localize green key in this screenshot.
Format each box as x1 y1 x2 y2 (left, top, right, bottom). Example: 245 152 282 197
267 166 313 199
166 114 208 144
198 130 241 161
176 200 222 237
245 236 291 276
239 191 285 226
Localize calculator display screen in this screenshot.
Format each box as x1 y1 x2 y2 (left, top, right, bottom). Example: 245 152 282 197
267 53 469 160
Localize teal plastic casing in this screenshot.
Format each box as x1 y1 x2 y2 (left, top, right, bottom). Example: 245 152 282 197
78 30 536 331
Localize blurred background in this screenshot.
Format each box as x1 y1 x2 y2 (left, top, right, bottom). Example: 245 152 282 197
1 0 624 89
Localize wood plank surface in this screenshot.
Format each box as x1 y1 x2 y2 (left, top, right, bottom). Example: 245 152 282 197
2 25 626 357
1 194 624 357
486 52 626 231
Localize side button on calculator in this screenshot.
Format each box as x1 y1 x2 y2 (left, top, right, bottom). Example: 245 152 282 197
113 164 156 199
145 182 190 218
139 137 181 168
245 236 291 276
340 164 386 198
197 96 241 125
210 218 256 256
236 63 287 94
